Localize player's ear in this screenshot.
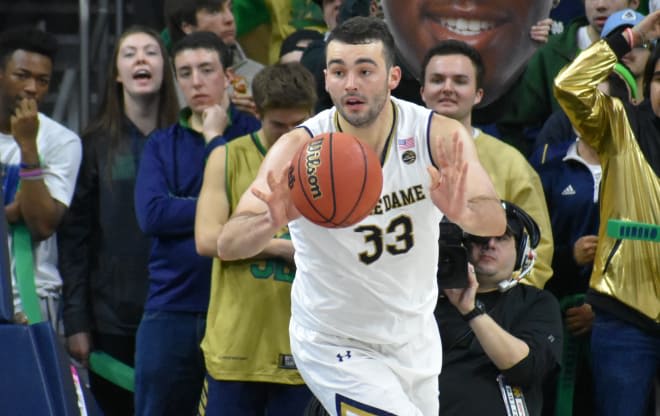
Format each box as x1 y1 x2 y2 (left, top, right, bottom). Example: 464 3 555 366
388 65 401 90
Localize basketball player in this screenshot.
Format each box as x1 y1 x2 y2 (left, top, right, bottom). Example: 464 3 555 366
217 16 505 415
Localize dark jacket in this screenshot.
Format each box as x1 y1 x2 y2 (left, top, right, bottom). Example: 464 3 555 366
134 106 259 313
59 118 151 336
436 286 562 416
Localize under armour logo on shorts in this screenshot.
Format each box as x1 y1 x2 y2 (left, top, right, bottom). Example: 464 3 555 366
336 350 352 362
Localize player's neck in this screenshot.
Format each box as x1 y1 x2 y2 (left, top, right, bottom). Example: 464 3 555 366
338 98 394 156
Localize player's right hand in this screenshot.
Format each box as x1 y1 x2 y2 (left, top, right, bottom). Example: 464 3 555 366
251 162 301 229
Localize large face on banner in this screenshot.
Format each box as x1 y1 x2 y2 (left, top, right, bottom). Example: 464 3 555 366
382 0 554 107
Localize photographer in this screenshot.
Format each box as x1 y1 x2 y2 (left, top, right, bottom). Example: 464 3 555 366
435 202 562 416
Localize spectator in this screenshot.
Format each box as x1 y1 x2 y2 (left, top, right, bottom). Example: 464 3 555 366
312 0 343 32
301 0 345 113
279 29 323 64
381 0 555 108
133 31 260 416
57 26 179 416
436 201 562 416
497 0 640 153
0 27 81 327
195 62 316 415
554 10 660 415
536 131 600 416
600 9 653 100
164 0 264 116
530 45 646 416
419 40 554 289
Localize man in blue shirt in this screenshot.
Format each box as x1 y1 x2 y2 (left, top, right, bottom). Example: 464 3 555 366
133 31 260 416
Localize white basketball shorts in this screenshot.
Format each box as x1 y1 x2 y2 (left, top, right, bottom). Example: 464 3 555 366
289 318 442 415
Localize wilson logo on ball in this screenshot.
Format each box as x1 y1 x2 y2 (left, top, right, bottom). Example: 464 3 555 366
289 132 383 228
305 138 323 199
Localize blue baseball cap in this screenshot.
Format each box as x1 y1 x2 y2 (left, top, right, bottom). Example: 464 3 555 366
601 9 645 38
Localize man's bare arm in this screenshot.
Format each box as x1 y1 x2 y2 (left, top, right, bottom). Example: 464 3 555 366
216 130 307 261
195 146 230 257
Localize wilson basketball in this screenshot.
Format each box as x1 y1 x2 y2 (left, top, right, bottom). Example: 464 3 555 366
289 132 383 228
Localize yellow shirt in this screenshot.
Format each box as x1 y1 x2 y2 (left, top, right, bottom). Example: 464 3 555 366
201 133 304 384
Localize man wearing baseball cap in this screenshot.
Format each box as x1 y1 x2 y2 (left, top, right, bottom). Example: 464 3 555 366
601 9 653 102
555 8 660 416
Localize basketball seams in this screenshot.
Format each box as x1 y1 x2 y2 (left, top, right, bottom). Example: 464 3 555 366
328 132 339 226
333 136 370 227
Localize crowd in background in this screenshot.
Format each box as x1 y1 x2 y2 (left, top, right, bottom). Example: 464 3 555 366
0 0 658 415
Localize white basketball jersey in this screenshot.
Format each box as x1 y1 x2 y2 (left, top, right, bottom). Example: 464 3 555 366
290 97 444 344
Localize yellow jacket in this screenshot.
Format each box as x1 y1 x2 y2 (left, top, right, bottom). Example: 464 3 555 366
554 40 660 324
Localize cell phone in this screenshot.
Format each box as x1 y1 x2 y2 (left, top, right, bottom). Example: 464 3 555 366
437 222 469 289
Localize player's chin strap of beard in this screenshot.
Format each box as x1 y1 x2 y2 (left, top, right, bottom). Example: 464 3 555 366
497 201 541 293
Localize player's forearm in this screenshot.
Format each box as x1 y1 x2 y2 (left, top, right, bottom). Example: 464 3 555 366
217 211 281 261
470 314 530 370
256 238 295 263
460 196 506 237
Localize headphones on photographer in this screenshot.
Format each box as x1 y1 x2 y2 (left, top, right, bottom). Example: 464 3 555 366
497 201 541 291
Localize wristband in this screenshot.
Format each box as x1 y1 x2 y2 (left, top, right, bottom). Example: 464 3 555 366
19 168 44 180
624 27 635 48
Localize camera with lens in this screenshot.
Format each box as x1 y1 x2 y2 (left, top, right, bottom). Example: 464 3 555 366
437 220 469 289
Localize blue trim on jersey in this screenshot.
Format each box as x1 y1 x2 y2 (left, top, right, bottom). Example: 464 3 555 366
335 394 397 416
298 125 314 139
426 111 436 169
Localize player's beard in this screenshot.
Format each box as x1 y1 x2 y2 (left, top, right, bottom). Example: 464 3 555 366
337 84 389 128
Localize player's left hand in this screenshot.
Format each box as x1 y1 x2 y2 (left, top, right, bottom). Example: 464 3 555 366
428 132 468 222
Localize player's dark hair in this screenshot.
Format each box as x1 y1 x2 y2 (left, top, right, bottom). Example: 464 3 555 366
327 16 396 69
